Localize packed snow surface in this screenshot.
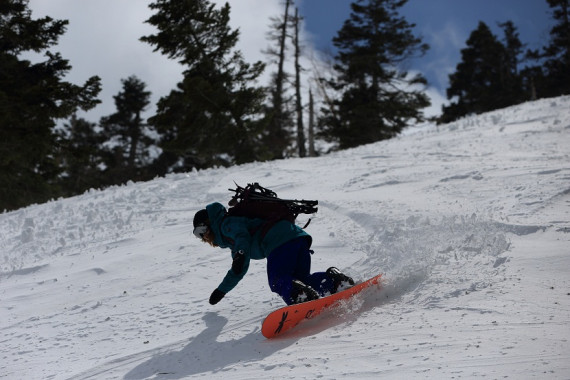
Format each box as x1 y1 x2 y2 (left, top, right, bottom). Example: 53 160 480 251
1 97 569 379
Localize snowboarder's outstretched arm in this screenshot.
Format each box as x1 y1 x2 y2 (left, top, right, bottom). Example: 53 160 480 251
210 220 252 304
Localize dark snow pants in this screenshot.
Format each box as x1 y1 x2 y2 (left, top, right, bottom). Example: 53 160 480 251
266 237 335 305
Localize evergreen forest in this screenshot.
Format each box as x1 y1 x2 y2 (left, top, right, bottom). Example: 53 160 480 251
1 0 568 211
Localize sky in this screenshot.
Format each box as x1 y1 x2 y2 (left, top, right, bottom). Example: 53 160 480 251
25 0 554 122
299 0 552 94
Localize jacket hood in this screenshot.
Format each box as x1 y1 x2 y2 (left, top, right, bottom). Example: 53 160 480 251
206 202 229 247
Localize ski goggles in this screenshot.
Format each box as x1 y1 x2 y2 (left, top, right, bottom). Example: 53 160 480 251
193 224 208 240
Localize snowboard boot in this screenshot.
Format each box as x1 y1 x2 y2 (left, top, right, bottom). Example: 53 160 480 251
290 279 320 304
326 267 355 293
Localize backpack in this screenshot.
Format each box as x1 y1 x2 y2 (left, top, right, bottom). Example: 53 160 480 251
226 182 318 237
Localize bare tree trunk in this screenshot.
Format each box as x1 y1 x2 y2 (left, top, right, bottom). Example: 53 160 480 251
268 0 291 159
292 7 306 157
308 88 316 157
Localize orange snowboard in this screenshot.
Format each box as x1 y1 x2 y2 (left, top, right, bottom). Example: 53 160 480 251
261 273 382 338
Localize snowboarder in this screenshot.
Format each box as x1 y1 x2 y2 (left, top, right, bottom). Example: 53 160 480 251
193 202 354 306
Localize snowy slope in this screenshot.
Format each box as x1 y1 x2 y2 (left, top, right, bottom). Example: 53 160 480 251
1 96 569 380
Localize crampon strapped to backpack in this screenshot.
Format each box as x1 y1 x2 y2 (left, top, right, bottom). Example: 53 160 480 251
227 182 318 236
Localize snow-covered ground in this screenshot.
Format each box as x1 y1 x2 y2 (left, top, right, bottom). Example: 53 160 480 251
1 96 569 380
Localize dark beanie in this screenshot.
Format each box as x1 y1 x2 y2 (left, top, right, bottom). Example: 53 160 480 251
193 209 209 227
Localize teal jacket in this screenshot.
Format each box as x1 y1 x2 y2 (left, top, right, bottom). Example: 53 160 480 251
205 202 311 294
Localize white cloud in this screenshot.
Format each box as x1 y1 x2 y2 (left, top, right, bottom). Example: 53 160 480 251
26 0 288 122
26 0 181 120
25 0 442 126
423 86 447 118
426 21 466 53
421 21 467 91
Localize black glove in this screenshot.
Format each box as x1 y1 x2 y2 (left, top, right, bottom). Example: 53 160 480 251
209 289 225 305
231 250 245 275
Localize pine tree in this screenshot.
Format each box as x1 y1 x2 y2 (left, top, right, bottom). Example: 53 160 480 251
263 0 294 159
498 21 525 105
319 0 430 150
0 0 101 211
57 115 105 196
542 0 570 96
141 0 266 172
440 22 518 123
99 76 153 185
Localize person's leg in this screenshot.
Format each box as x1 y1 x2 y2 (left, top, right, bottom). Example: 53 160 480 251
267 237 339 303
289 239 335 297
267 239 303 304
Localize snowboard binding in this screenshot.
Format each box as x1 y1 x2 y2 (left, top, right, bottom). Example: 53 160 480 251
290 279 320 304
326 267 355 293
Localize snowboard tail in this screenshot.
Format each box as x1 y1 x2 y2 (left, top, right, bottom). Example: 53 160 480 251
261 273 382 338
